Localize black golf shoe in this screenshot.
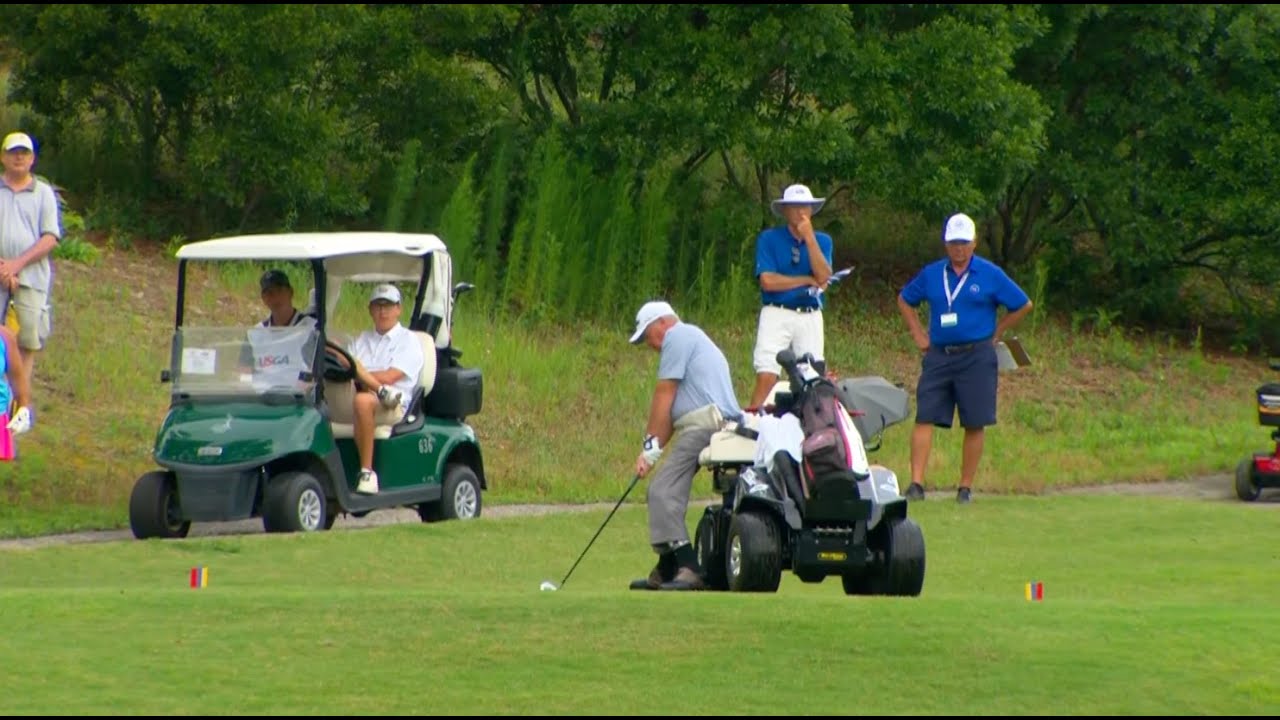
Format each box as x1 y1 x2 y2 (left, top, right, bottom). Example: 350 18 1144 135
629 554 677 590
629 566 665 591
905 482 926 501
956 486 972 504
658 566 706 591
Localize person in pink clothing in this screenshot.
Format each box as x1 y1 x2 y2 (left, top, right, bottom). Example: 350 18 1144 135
0 324 34 459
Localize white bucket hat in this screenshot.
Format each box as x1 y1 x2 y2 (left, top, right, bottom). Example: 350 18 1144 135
770 184 826 218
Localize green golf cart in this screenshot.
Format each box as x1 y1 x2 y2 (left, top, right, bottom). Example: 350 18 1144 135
128 232 486 539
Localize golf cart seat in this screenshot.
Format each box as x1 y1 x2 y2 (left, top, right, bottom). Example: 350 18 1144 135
699 415 761 466
328 330 437 439
699 382 791 466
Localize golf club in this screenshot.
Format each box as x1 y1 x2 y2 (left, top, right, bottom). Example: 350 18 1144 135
542 472 642 591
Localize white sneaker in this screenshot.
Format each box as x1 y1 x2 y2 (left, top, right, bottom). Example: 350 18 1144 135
355 469 379 495
376 386 402 410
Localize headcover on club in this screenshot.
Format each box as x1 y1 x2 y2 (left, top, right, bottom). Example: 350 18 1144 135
7 406 32 435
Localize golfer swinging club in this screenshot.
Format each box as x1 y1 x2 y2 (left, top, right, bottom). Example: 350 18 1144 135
628 300 743 591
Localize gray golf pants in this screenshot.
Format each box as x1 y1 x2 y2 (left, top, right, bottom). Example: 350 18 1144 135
647 427 715 551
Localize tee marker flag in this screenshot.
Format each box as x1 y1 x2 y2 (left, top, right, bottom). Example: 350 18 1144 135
190 567 209 589
1025 581 1044 601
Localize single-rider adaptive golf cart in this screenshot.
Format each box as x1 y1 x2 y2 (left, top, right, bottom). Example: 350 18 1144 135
1236 357 1280 501
693 350 925 595
128 232 486 539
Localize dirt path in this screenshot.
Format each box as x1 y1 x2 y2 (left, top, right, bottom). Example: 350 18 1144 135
0 502 623 551
2 475 1275 551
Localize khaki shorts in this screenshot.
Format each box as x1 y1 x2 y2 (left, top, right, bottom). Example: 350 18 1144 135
13 285 51 351
325 380 407 426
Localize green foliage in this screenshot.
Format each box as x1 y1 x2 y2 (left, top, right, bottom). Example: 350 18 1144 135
436 154 482 286
383 139 423 232
50 207 100 265
2 4 1278 346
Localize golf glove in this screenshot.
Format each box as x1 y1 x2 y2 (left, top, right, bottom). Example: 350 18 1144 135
7 406 31 435
641 435 663 466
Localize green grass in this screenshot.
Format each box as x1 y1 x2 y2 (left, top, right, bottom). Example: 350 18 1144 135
1 494 1277 714
1 243 1272 537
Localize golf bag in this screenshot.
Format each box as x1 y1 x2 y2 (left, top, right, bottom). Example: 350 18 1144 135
797 377 863 495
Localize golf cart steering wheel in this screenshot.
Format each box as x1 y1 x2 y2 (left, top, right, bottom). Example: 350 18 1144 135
323 340 357 383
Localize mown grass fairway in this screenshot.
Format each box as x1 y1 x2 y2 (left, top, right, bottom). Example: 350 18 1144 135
2 494 1277 715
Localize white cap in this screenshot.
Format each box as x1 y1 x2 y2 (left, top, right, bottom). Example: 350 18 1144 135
770 184 826 217
943 213 976 243
369 283 402 304
3 132 34 152
629 301 677 344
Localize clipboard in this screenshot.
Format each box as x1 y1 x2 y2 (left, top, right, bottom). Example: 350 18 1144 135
995 336 1032 372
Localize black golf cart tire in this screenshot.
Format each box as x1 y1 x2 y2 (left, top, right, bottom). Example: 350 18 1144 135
1235 459 1261 502
424 463 482 521
262 471 328 533
725 510 783 592
695 511 729 591
129 471 191 540
845 516 926 597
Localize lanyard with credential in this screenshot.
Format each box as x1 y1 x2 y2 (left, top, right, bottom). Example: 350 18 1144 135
943 266 969 313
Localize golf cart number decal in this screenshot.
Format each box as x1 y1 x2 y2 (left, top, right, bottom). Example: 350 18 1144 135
418 436 435 455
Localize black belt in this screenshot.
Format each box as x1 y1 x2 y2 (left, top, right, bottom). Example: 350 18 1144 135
937 339 990 355
765 302 821 314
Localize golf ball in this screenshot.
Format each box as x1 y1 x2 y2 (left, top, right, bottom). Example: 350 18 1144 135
539 580 557 592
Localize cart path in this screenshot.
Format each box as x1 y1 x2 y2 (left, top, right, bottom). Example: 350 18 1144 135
1 474 1276 551
0 502 633 551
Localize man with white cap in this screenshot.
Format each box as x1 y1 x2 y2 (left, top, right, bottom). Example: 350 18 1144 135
746 183 835 411
0 131 61 387
629 300 743 591
896 213 1033 503
335 283 424 495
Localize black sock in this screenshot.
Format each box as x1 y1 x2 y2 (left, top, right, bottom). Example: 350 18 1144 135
658 551 677 580
674 543 698 571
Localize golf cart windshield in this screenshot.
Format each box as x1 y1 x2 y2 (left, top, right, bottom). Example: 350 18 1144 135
172 325 320 399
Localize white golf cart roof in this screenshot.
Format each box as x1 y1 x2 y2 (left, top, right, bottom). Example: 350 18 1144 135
177 231 457 348
176 232 446 261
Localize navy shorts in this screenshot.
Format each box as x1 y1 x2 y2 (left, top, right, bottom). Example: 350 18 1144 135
915 342 998 429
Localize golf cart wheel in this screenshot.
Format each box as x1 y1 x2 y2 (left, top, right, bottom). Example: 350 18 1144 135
262 471 328 533
695 510 728 591
1235 459 1261 502
844 517 925 597
129 471 191 540
725 510 782 592
419 463 482 522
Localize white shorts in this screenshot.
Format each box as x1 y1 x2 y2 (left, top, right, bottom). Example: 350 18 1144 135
752 305 825 374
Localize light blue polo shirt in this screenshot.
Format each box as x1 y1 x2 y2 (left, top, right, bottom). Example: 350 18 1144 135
0 178 61 291
754 226 834 309
657 322 743 424
899 255 1029 346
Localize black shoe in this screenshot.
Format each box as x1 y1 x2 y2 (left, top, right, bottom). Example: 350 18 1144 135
629 566 664 591
658 566 706 591
956 486 972 504
905 482 926 501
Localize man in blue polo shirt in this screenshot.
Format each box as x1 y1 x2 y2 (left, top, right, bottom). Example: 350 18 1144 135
896 212 1033 503
746 183 834 411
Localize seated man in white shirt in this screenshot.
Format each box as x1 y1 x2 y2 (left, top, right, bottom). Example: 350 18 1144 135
339 283 424 495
